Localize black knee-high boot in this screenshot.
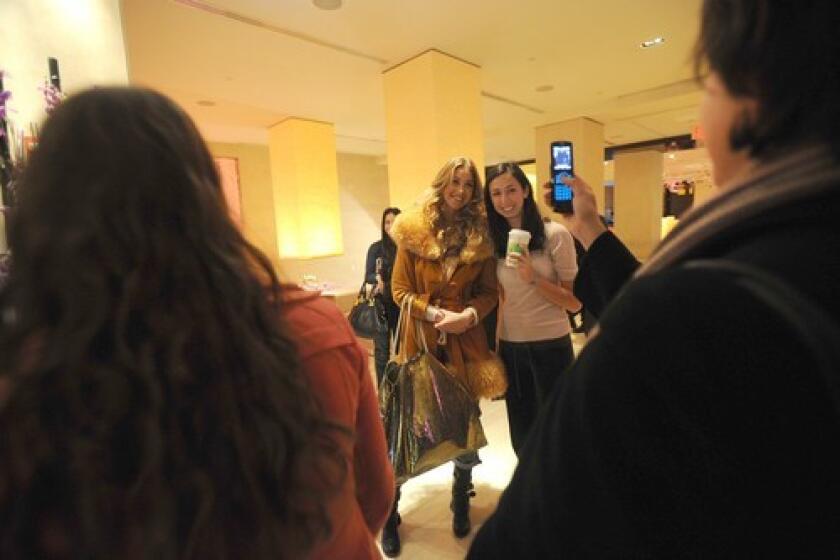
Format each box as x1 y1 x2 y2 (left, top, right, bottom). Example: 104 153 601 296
450 466 476 538
381 486 401 557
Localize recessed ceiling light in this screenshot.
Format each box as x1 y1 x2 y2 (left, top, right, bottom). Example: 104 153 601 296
535 84 554 92
640 36 665 49
313 0 342 9
197 100 216 107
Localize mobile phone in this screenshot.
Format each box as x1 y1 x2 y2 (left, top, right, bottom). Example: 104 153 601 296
550 141 574 214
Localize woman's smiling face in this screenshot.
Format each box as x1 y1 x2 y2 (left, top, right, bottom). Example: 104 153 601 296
442 166 475 213
488 172 527 224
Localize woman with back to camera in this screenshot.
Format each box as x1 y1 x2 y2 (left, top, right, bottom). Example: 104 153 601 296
364 207 401 386
380 156 506 557
0 87 393 560
484 162 581 456
469 0 840 557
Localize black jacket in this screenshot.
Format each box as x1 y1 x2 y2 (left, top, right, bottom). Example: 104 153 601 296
364 239 399 329
469 170 840 557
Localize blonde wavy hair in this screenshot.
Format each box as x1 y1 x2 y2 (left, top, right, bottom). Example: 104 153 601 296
423 156 488 257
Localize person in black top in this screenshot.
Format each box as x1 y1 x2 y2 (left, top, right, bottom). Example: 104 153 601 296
365 207 401 385
469 0 840 557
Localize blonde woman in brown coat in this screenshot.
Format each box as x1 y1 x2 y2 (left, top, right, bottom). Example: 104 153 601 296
381 156 507 556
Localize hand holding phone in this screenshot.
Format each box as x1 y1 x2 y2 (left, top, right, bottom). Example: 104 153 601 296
542 175 607 250
550 141 574 214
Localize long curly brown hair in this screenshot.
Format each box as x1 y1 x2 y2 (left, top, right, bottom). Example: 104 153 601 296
0 88 346 559
423 157 488 256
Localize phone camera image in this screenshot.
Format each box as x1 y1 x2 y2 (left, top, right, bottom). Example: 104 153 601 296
552 145 572 171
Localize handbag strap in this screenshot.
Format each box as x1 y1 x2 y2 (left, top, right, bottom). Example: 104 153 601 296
390 294 411 362
356 280 369 301
683 259 840 419
413 311 430 353
390 294 430 361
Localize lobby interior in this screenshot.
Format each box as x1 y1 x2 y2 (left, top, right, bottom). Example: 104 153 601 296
1 1 714 557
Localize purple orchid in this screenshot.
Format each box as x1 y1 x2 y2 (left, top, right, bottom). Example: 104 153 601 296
38 82 64 115
0 90 10 120
1 69 11 138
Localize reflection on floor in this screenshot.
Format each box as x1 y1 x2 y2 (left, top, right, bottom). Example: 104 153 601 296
369 332 587 559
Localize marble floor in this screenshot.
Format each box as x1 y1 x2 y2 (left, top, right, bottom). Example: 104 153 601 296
366 332 588 559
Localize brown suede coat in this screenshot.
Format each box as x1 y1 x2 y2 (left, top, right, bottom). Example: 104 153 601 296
390 209 507 400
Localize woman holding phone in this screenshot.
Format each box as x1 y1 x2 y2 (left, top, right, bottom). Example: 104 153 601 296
484 162 581 456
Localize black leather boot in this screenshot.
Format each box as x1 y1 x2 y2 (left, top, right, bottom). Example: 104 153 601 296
381 487 401 557
450 466 476 538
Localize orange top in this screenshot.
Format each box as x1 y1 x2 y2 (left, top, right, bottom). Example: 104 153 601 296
282 288 395 559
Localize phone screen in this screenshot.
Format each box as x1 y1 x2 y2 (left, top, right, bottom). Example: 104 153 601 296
551 141 574 213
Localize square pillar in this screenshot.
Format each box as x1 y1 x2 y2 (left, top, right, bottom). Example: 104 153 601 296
268 118 343 258
383 49 484 209
613 150 664 260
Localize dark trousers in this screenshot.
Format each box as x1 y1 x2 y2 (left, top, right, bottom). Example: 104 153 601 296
373 327 391 388
500 335 574 456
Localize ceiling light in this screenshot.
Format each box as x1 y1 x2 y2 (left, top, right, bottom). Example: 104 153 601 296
535 84 554 92
313 0 342 9
640 36 665 49
197 100 216 107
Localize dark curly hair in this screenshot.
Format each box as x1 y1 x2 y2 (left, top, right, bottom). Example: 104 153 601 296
0 88 346 559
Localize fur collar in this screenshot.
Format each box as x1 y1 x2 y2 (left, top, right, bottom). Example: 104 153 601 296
390 208 493 264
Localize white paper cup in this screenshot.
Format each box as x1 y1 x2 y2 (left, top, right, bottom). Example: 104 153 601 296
506 229 531 267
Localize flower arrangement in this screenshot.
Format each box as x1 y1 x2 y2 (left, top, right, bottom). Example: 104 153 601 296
1 69 19 216
1 69 12 257
0 91 10 132
38 81 64 115
1 69 15 209
1 70 65 214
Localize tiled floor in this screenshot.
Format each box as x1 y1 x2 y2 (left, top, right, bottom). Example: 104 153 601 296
367 332 588 559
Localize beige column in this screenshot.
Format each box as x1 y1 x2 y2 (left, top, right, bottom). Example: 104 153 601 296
383 49 484 209
535 117 605 217
613 150 664 260
268 118 343 258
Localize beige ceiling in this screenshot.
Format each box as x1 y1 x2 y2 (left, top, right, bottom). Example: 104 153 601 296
120 0 703 162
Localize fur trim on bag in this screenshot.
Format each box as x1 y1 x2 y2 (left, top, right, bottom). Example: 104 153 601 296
390 208 493 264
